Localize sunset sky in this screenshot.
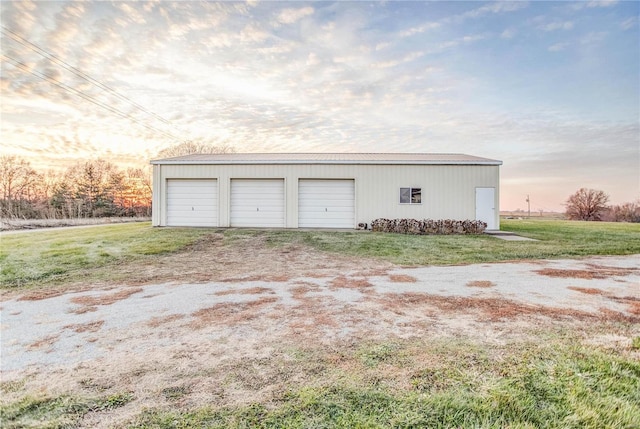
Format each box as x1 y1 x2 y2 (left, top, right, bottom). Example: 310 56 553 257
1 1 638 212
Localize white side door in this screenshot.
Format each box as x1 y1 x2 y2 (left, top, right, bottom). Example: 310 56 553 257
475 187 496 230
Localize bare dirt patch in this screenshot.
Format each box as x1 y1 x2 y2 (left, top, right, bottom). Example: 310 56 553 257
190 296 279 328
568 286 604 295
466 280 495 288
290 283 321 300
329 276 373 290
63 320 105 333
28 334 60 350
17 289 70 301
70 288 144 307
567 286 640 316
535 266 636 279
220 275 291 283
108 233 393 288
374 292 639 324
145 314 186 328
214 287 276 296
389 274 418 283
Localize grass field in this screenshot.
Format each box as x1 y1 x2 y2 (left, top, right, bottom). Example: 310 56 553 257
3 333 639 428
1 219 639 289
1 219 639 428
0 223 207 288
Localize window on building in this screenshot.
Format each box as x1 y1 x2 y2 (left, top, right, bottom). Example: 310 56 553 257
400 187 421 204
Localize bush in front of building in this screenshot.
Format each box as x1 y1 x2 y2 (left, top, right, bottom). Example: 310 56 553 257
370 218 487 235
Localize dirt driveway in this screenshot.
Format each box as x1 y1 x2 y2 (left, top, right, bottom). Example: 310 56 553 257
1 239 639 428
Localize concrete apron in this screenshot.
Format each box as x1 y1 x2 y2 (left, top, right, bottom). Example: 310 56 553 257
484 230 538 241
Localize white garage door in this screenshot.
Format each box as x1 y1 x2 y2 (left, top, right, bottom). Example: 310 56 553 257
231 179 285 227
299 180 355 228
167 179 218 227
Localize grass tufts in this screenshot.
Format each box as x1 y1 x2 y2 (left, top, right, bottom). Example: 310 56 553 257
0 392 134 429
125 340 640 429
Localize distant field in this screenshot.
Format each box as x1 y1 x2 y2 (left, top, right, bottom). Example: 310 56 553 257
0 217 150 231
1 219 639 289
501 211 566 220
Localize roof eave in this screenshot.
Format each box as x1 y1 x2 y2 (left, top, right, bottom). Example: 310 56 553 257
150 159 503 166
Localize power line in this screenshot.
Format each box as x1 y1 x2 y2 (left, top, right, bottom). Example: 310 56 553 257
1 25 176 128
2 53 181 141
1 25 185 140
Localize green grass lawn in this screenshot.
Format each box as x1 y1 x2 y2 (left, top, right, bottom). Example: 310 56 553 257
252 218 640 265
129 339 640 429
3 335 638 429
0 223 210 288
1 219 639 289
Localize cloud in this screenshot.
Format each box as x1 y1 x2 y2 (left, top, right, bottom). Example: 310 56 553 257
500 28 516 39
620 17 637 31
372 50 424 69
570 0 618 10
541 21 574 32
461 1 528 19
548 42 570 52
277 6 314 24
586 0 618 8
580 31 608 45
398 22 440 38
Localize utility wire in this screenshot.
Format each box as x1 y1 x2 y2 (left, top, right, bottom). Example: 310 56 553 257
1 25 184 138
1 25 174 127
2 53 181 141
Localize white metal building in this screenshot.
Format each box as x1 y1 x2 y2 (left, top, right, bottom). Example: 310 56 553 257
151 153 502 230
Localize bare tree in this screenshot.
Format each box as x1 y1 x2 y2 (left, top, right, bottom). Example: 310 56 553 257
0 155 152 219
565 188 610 221
0 155 41 218
122 167 152 216
603 200 640 223
156 140 235 158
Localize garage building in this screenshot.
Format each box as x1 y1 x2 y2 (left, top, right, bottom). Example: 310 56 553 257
151 153 502 230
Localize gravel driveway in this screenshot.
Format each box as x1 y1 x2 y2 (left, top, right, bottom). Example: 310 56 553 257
3 255 638 375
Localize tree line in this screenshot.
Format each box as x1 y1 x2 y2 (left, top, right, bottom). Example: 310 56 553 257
0 155 151 219
0 142 233 220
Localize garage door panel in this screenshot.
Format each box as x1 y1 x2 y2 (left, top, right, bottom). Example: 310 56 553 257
231 179 285 227
167 179 218 227
299 180 354 228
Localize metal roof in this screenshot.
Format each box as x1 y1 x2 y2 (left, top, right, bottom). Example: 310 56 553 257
151 153 502 166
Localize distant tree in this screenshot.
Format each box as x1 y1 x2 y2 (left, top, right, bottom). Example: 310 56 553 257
565 188 610 221
0 155 41 218
60 160 126 218
121 167 152 216
603 200 640 223
156 140 235 158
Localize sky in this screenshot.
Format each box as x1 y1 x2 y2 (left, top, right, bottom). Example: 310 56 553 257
1 1 638 212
